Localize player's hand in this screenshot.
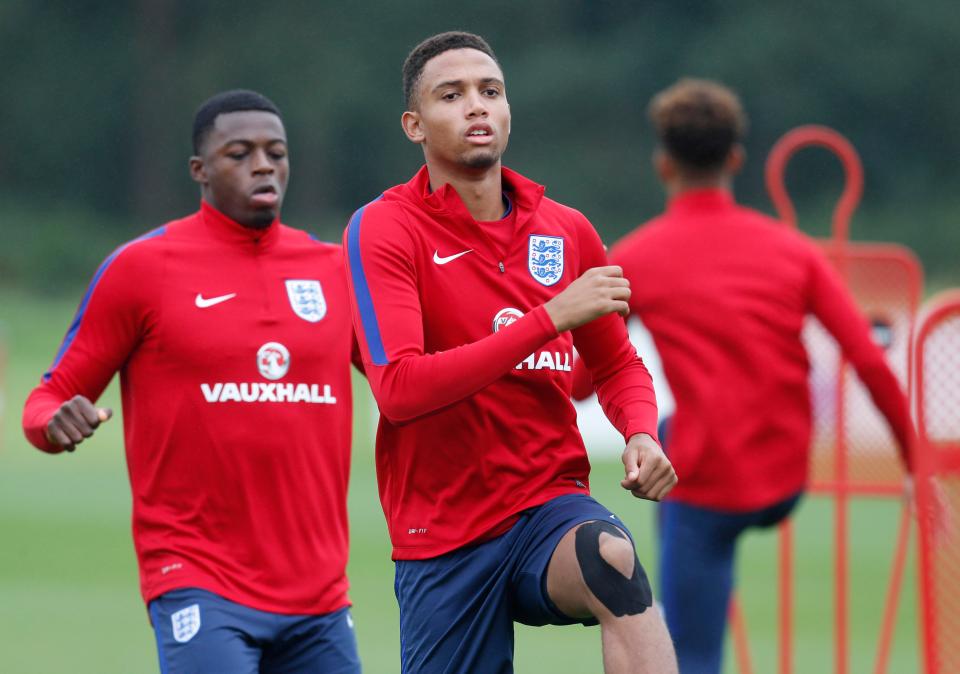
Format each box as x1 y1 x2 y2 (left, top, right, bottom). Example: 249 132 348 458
621 433 676 501
544 266 630 333
45 395 112 452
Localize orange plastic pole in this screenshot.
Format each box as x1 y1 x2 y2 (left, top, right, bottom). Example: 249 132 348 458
729 597 755 674
873 506 912 674
835 359 850 674
779 520 794 674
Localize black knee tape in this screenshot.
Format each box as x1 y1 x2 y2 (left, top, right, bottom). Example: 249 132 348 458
574 520 652 617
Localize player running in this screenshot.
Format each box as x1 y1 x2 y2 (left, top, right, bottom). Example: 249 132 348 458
575 78 914 674
343 32 678 674
23 90 363 673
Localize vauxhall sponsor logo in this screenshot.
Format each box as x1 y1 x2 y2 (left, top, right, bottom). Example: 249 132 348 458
491 308 573 372
200 341 337 404
515 351 572 372
200 382 337 404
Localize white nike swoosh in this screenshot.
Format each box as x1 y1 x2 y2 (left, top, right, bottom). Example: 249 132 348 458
433 249 473 265
195 292 237 308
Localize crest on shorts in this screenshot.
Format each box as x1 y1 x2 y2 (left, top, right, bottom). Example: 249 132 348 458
171 604 201 643
528 235 564 286
285 279 326 322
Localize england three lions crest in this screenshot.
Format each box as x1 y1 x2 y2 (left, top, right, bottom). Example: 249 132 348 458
171 604 201 643
285 279 326 322
528 235 564 286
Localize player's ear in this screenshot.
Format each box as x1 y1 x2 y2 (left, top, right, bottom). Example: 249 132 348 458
726 144 746 175
189 156 207 185
652 148 674 183
401 111 426 145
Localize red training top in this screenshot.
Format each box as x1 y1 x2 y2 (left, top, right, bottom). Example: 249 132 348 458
343 166 659 560
23 201 358 614
580 189 911 511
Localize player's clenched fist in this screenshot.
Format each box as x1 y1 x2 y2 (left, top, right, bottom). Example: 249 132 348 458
621 433 677 501
543 265 631 333
45 395 112 452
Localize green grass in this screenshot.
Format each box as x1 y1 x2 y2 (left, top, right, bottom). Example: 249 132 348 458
0 290 922 673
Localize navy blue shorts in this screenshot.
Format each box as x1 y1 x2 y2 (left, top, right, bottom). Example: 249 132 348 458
149 588 361 674
394 493 636 674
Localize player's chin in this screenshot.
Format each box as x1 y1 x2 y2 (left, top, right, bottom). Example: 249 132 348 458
462 149 501 170
247 206 278 228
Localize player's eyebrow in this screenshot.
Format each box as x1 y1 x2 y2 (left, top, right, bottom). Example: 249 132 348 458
432 79 465 93
431 77 504 93
222 137 287 147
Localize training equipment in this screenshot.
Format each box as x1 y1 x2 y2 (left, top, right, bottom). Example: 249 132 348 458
915 290 960 674
728 126 924 674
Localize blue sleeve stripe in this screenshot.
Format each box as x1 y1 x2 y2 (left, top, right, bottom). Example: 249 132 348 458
346 197 388 366
43 226 167 381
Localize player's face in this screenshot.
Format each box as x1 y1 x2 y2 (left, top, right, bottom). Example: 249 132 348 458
404 48 510 171
190 111 289 228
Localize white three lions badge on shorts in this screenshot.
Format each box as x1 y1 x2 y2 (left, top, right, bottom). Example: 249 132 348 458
528 235 564 286
285 279 326 322
171 604 201 643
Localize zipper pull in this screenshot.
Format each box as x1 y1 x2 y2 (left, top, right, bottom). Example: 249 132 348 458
498 261 505 273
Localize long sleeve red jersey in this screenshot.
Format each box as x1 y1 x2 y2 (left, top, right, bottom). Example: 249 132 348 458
343 166 659 560
606 188 912 511
23 201 357 614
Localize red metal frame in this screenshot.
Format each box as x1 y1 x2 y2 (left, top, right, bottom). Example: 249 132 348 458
767 125 860 674
765 125 863 243
914 291 960 674
0 331 6 453
731 125 922 674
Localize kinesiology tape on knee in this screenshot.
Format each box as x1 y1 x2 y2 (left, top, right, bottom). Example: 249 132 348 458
574 520 652 617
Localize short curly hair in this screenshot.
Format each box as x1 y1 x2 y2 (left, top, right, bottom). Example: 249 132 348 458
648 78 747 171
192 89 282 154
402 31 500 110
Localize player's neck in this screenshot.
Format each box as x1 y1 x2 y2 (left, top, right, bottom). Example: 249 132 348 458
666 173 733 199
426 161 504 221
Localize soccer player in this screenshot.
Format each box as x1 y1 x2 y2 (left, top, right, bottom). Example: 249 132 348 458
342 32 678 674
22 90 363 674
577 78 914 674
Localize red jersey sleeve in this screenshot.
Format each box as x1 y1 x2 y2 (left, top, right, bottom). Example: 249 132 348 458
343 199 558 423
22 237 155 453
570 217 659 442
804 240 914 469
570 353 595 401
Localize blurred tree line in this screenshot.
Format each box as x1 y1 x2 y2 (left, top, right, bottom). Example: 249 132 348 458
1 0 957 294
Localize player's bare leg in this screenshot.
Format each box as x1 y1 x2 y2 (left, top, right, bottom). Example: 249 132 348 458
547 521 677 674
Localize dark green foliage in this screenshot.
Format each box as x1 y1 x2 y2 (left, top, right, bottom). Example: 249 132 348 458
1 0 957 291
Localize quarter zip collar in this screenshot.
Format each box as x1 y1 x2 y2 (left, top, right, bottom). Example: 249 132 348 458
199 200 281 249
402 165 546 264
666 188 736 216
406 165 545 231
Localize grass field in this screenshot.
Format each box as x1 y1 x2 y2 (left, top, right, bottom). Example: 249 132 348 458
0 290 922 673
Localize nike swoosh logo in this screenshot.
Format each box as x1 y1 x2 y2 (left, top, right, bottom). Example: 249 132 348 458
195 292 237 308
433 249 473 265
